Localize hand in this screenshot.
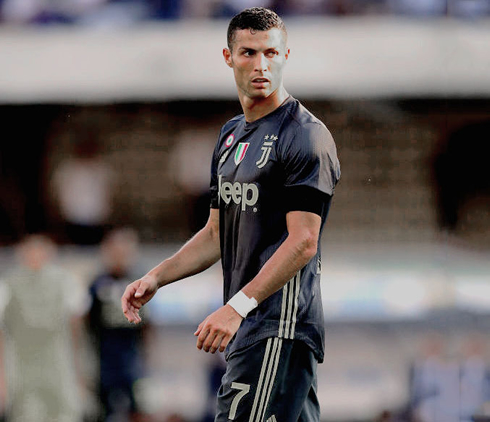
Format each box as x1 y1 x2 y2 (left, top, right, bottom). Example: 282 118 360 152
195 305 243 354
121 273 159 324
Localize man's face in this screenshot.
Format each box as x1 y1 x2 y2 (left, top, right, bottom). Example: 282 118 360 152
224 27 289 101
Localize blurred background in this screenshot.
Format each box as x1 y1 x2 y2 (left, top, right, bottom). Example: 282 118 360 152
1 1 490 421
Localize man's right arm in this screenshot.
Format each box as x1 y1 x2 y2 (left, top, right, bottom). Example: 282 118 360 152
122 208 220 324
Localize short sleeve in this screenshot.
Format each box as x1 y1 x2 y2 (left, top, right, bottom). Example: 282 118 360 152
282 122 340 196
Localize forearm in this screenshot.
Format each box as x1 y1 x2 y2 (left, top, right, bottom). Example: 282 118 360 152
241 235 316 304
241 211 320 304
149 212 221 288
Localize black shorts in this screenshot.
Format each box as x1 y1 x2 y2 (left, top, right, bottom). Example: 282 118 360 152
216 337 320 422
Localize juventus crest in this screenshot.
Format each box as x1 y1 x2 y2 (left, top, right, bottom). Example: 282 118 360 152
256 134 278 169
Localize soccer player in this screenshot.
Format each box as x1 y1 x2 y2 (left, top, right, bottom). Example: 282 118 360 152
122 7 340 422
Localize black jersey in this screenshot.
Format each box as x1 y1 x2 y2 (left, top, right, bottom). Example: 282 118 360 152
210 96 340 363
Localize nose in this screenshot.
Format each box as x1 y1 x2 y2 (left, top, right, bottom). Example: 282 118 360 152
254 53 268 72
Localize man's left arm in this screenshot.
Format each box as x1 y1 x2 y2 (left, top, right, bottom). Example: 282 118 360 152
195 210 320 354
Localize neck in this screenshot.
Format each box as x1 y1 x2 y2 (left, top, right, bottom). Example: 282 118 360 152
240 87 289 123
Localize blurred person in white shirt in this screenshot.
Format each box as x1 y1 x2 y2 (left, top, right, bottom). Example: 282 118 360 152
51 137 116 245
0 234 86 422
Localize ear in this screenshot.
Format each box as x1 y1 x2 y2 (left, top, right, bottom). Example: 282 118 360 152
223 48 233 68
285 48 290 61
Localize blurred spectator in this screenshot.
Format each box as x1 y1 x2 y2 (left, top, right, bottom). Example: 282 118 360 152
0 0 107 24
86 227 152 422
409 332 490 422
459 333 490 422
409 332 460 422
0 234 85 422
148 0 182 20
50 136 116 245
270 0 335 16
77 0 153 28
449 0 490 18
178 0 215 18
388 0 447 16
1 0 490 23
212 0 273 18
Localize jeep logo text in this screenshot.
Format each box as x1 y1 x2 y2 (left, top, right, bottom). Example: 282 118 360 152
218 175 259 211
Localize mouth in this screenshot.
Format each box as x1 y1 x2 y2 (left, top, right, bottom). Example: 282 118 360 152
251 77 270 87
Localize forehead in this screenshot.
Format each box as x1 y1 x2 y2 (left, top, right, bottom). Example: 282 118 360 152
232 27 286 50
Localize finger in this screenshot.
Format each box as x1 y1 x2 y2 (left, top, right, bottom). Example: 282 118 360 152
122 300 133 320
209 333 224 354
121 283 139 309
196 327 210 350
134 282 146 298
123 307 136 323
124 301 141 324
202 331 218 353
219 334 232 353
194 322 203 336
130 307 141 324
121 287 134 313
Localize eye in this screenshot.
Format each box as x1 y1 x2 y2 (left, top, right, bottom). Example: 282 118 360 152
265 51 278 58
243 50 255 57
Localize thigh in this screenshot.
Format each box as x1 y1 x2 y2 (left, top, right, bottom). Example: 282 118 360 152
215 338 319 422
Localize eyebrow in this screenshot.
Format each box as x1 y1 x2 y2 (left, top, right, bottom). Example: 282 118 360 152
238 47 278 53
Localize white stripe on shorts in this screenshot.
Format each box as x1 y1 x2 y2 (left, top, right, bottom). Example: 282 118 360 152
249 337 283 422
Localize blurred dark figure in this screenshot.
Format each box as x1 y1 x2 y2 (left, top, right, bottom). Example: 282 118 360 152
51 137 115 245
0 234 84 422
201 353 227 422
86 228 151 422
433 121 490 233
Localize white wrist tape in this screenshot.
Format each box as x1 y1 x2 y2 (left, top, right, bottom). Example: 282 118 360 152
227 291 258 318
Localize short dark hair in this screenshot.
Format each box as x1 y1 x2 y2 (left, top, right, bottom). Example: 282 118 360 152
227 7 287 51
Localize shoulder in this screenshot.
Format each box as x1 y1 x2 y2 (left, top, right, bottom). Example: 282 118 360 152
88 272 110 292
280 100 336 155
45 265 76 283
284 99 334 141
220 114 245 135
